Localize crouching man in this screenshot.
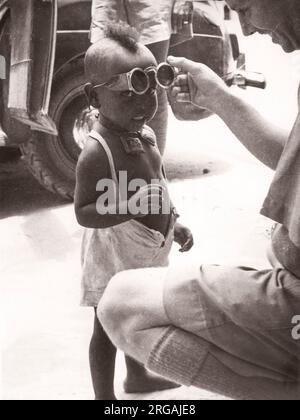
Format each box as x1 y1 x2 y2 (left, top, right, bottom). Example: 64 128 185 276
99 0 300 400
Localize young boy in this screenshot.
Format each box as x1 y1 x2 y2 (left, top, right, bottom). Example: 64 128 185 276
75 24 194 400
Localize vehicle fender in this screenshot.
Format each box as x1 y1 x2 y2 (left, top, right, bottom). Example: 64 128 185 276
0 11 31 145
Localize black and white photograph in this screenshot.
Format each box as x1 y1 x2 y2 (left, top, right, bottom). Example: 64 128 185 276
0 0 300 402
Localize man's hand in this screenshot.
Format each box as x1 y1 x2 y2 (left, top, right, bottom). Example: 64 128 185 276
168 56 229 113
174 222 194 252
172 0 194 33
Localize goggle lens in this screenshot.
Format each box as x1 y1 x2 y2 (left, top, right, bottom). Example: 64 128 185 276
131 69 149 94
95 64 176 95
157 64 176 88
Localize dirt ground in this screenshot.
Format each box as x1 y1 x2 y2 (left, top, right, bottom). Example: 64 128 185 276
0 36 299 400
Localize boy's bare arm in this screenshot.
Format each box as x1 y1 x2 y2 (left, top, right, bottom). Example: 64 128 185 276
74 141 135 229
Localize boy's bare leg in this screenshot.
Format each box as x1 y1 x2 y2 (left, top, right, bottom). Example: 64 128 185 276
124 355 180 393
89 311 117 400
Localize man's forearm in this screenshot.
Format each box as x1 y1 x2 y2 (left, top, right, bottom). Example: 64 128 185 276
213 90 289 170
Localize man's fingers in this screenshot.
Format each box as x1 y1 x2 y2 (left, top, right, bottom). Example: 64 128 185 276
171 86 190 98
168 56 187 72
168 56 202 76
172 72 193 100
174 73 189 87
175 92 191 103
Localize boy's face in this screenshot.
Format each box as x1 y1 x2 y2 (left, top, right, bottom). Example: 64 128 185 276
95 45 158 132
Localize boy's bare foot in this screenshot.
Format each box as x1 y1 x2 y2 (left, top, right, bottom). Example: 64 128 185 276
124 371 181 394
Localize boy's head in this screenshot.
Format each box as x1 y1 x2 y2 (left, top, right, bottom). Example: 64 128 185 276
85 24 158 132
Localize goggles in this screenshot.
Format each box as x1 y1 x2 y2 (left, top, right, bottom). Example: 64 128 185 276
93 63 176 95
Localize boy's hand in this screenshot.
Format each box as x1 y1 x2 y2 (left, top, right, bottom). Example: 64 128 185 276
174 223 194 252
128 184 166 217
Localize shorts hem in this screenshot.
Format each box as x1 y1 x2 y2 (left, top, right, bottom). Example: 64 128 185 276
80 289 106 308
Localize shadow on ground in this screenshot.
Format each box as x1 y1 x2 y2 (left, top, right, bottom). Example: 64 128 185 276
165 154 230 182
0 150 68 219
0 147 230 219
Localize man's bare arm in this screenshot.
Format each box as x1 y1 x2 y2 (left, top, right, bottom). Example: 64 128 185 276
214 90 288 170
169 57 289 170
74 141 135 229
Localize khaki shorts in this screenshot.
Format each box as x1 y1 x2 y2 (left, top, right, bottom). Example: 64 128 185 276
161 263 300 382
81 217 176 307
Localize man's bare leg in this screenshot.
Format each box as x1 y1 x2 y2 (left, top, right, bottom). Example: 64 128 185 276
98 268 171 365
99 267 300 400
96 269 179 393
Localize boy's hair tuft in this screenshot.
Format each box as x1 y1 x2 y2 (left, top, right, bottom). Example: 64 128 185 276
104 23 140 53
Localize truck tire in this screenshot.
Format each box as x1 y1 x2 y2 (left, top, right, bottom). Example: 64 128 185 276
21 57 92 201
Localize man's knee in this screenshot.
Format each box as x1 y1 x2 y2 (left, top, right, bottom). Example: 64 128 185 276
98 267 169 351
97 270 136 349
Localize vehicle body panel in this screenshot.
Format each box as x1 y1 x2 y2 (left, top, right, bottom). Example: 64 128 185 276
8 0 58 135
0 0 246 200
2 0 236 144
